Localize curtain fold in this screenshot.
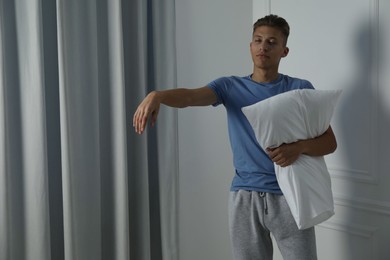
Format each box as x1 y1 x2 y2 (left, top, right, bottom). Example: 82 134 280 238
1 0 51 259
123 0 178 259
0 0 178 259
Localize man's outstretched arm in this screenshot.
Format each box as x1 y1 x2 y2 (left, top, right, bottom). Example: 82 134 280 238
267 126 337 167
133 87 217 134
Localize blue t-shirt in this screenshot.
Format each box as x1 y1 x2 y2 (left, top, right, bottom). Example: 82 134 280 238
207 73 314 194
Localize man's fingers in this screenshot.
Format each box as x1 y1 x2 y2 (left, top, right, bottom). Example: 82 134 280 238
266 147 288 166
133 111 138 132
266 147 278 160
150 107 159 127
133 109 145 134
133 108 155 134
151 113 157 127
140 112 149 133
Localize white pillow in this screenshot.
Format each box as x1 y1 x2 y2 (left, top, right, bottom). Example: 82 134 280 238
241 89 341 230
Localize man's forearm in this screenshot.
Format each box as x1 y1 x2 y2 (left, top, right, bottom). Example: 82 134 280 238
153 88 194 108
297 127 337 156
267 126 337 167
154 87 217 108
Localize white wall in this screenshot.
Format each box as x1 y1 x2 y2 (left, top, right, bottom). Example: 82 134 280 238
256 1 390 260
175 1 252 259
177 0 390 259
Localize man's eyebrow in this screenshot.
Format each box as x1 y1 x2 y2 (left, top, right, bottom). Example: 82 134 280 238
253 35 278 40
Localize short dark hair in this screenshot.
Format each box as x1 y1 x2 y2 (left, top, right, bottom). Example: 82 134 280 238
253 14 290 44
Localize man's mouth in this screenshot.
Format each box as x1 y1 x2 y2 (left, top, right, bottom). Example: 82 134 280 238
257 54 269 59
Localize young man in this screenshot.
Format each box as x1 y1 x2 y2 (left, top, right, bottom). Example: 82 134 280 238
133 14 336 260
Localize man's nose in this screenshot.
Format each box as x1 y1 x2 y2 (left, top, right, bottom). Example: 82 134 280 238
259 42 269 51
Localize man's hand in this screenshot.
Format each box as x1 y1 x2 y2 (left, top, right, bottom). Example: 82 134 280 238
267 142 303 167
133 91 160 134
266 127 337 167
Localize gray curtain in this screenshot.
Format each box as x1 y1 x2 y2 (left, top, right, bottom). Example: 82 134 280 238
0 0 178 259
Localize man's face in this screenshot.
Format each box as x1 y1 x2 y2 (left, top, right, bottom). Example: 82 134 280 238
250 26 289 71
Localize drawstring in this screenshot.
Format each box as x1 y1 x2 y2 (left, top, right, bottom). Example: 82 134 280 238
259 192 268 215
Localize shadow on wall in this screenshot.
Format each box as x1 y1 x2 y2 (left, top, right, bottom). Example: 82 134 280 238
335 19 385 260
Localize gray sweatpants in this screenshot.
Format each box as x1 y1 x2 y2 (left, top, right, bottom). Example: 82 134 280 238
229 190 317 260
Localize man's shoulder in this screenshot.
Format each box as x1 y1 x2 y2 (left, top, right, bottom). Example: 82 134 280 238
280 73 308 82
280 74 314 90
209 75 251 88
215 75 250 82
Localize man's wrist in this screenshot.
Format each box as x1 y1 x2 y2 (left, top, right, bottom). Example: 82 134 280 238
296 139 307 155
149 90 162 103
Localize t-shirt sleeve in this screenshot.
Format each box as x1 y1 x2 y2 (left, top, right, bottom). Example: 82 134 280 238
207 77 232 107
301 79 315 90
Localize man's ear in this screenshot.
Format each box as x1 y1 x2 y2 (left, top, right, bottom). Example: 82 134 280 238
282 47 289 57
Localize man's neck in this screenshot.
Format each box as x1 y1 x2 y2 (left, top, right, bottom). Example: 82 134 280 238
251 69 279 83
